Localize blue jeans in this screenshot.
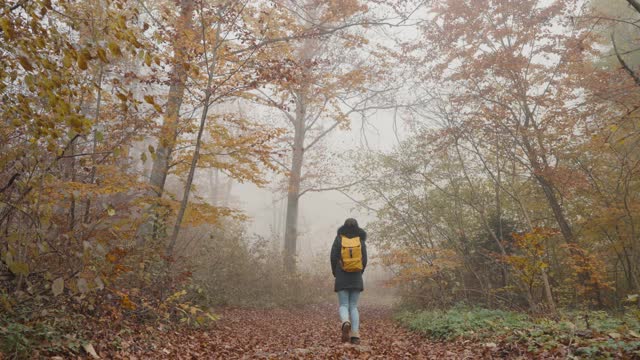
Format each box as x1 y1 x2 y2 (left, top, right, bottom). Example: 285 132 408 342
337 289 361 336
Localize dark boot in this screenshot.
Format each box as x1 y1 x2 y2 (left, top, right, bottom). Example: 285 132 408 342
341 321 351 343
350 336 360 345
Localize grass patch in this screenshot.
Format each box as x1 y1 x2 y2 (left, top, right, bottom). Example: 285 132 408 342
396 304 532 340
397 305 640 357
0 309 87 359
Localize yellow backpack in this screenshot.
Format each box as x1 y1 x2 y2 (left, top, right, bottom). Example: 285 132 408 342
340 235 363 272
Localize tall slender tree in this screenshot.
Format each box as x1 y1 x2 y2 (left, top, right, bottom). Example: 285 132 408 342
251 0 401 270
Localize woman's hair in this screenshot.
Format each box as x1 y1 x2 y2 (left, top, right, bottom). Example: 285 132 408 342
344 218 358 228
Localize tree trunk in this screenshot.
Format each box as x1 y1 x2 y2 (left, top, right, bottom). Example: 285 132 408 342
67 140 77 231
209 168 219 206
534 173 574 242
137 0 194 247
541 268 557 313
222 179 232 207
283 95 306 272
166 8 223 257
166 90 211 257
521 134 595 304
149 0 193 196
495 140 507 287
520 196 557 313
84 64 103 224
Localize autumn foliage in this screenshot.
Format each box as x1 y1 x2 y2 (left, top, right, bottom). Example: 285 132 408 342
0 0 361 357
349 0 640 314
2 0 640 358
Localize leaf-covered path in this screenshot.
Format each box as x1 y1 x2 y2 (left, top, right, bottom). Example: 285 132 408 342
102 304 521 359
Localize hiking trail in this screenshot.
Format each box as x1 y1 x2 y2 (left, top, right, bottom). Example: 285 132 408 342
100 304 522 359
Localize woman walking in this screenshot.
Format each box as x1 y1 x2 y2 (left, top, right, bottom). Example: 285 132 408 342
330 218 367 344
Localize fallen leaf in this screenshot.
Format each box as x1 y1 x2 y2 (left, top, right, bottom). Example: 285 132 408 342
52 277 64 296
82 342 99 359
77 278 89 294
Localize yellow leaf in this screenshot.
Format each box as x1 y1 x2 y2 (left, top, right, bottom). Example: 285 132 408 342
144 52 152 67
97 47 108 63
63 52 73 68
108 42 122 57
18 56 34 71
8 262 29 276
77 52 88 70
120 295 136 310
0 18 13 39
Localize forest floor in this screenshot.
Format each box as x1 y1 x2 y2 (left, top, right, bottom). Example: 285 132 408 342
88 304 535 359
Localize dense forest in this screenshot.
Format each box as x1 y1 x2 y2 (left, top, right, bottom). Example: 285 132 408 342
1 0 640 358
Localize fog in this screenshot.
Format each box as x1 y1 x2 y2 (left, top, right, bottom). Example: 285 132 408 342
234 109 401 268
6 0 640 357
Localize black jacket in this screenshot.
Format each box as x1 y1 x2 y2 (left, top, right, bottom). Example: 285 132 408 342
330 225 367 292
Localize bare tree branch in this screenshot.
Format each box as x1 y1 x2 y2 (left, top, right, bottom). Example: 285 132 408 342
252 89 296 123
336 189 379 213
627 0 640 14
304 96 329 132
612 33 640 87
298 177 368 198
269 155 290 172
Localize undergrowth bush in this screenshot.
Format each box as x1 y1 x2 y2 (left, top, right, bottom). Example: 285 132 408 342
185 221 333 308
0 295 90 359
1 216 330 358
